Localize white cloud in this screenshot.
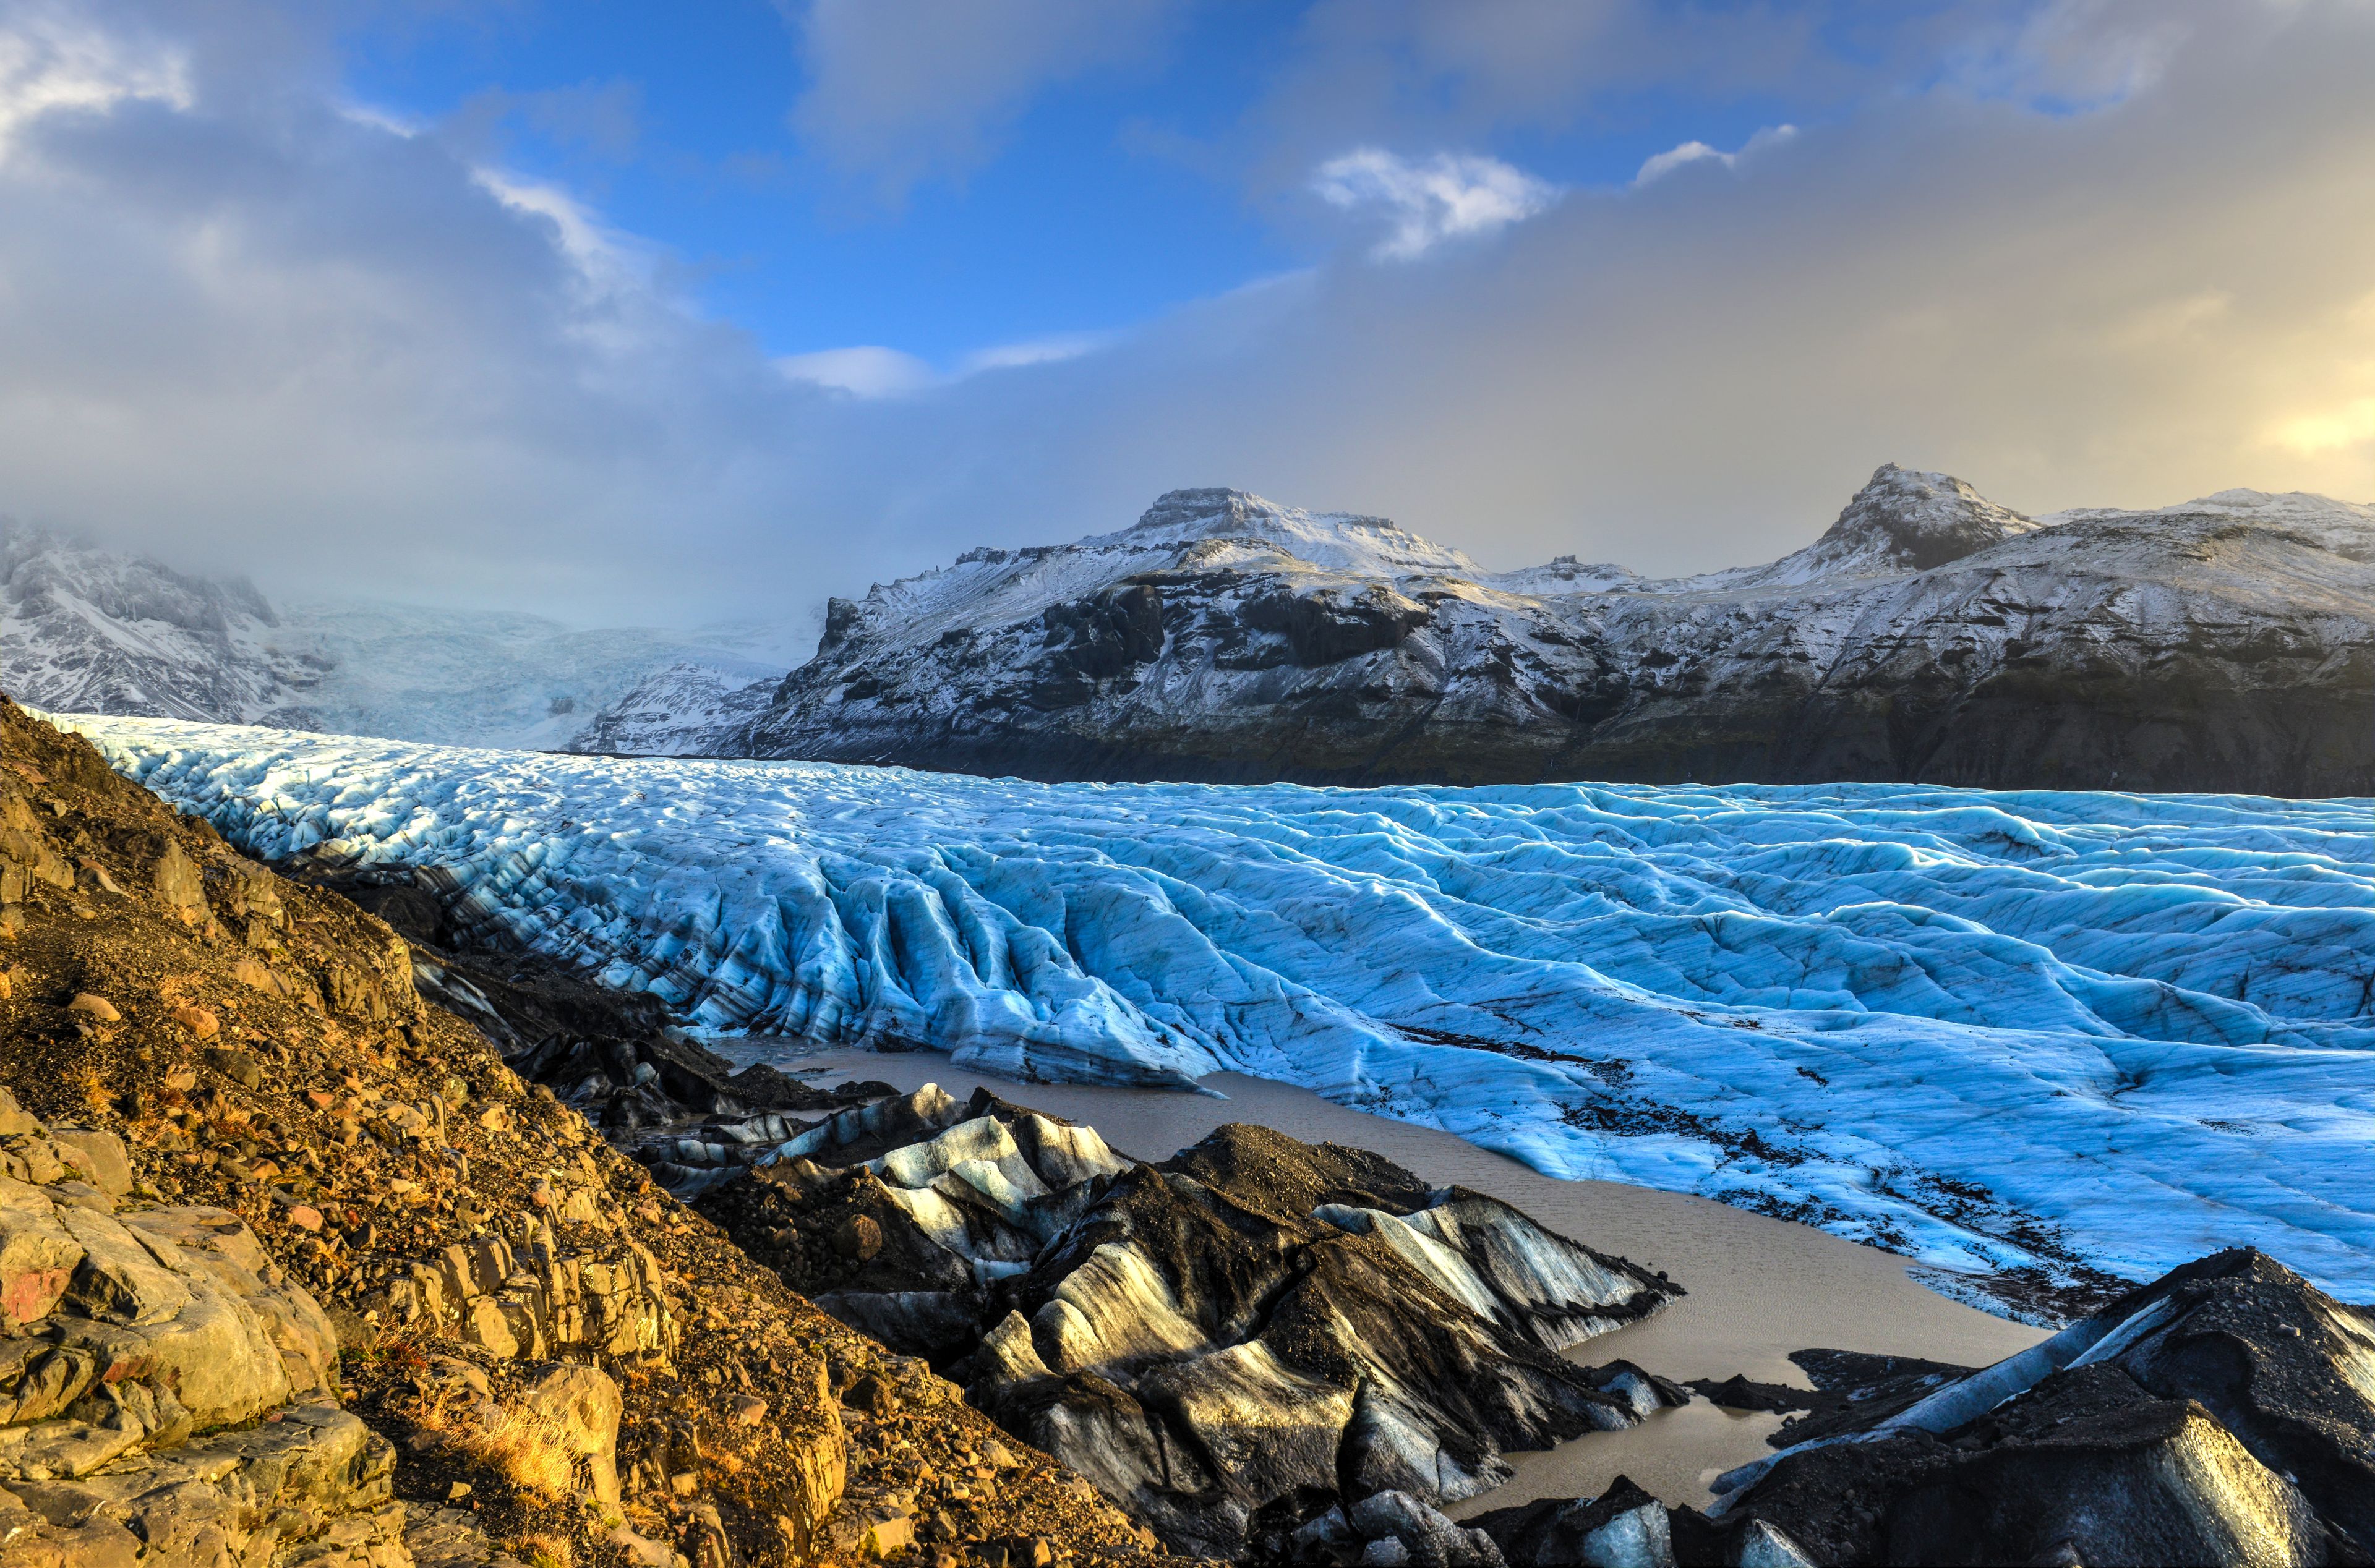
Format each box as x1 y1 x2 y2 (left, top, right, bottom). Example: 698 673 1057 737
1634 124 1797 186
780 332 1113 399
1311 147 1556 260
777 345 937 398
0 2 186 160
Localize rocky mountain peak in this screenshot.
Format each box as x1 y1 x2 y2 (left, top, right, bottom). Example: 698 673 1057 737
1815 463 2042 571
1130 487 1286 535
1127 485 1397 539
1111 487 1481 580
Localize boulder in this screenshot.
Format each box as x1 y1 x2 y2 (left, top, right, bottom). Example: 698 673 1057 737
44 1131 131 1199
1708 1250 2375 1566
520 1363 625 1510
1347 1489 1505 1567
0 1183 84 1327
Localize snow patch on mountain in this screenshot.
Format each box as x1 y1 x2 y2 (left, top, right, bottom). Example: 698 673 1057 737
2040 487 2375 561
61 713 2375 1305
565 661 779 756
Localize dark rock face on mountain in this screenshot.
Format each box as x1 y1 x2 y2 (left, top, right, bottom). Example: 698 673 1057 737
703 468 2375 795
700 1090 1685 1560
1470 1248 2375 1568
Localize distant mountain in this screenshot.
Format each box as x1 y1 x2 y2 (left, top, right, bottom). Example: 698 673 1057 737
0 518 797 749
0 519 320 725
563 659 779 756
697 466 2375 795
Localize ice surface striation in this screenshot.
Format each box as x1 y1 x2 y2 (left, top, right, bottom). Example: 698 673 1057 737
60 715 2375 1303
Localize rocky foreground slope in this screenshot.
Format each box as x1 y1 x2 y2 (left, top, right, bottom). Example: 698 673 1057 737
688 468 2375 794
0 696 1170 1566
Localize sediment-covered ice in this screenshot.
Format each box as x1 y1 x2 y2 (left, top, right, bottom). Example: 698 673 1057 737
58 715 2375 1301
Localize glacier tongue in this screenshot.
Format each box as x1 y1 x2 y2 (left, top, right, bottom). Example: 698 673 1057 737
60 714 2375 1301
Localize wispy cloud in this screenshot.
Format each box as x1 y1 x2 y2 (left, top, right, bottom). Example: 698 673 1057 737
469 169 638 288
776 345 938 398
1311 147 1556 261
779 332 1111 399
960 333 1108 375
1945 0 2196 113
1634 124 1798 186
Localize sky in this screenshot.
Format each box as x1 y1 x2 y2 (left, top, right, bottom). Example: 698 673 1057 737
1 0 2372 633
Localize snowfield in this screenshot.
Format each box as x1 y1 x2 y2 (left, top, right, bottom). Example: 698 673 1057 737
62 715 2375 1305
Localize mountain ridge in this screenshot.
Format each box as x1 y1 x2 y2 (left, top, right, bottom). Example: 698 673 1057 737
682 465 2375 795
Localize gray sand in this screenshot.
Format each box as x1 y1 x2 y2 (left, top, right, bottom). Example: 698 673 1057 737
725 1042 2047 1510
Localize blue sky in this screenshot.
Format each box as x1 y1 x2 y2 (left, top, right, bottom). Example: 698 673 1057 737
0 1 2370 626
338 2 1306 370
333 1 1812 375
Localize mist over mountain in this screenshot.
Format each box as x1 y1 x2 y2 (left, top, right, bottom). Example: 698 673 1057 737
1 518 798 751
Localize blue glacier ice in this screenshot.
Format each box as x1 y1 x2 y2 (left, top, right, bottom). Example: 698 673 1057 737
59 715 2375 1302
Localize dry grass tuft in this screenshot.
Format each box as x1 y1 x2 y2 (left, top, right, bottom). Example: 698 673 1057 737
72 1065 110 1117
519 1532 574 1568
439 1400 583 1501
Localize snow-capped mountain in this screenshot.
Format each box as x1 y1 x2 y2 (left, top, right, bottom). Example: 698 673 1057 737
701 467 2375 795
0 519 325 725
0 518 799 749
563 660 780 756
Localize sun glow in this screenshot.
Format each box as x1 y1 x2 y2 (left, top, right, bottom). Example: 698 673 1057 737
2272 396 2375 456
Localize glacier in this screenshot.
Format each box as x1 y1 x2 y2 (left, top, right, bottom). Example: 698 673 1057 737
58 714 2375 1302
